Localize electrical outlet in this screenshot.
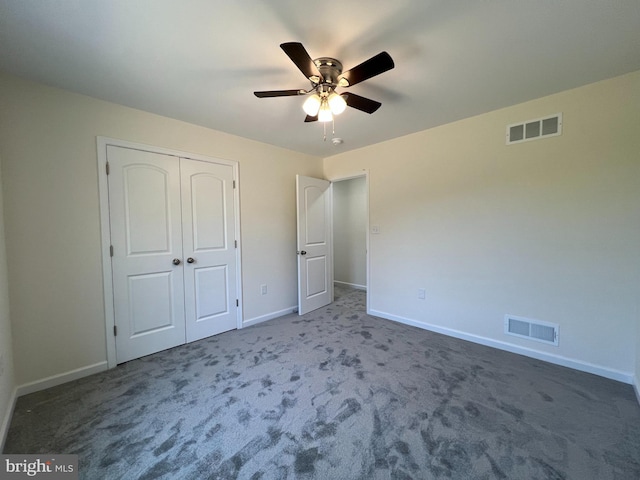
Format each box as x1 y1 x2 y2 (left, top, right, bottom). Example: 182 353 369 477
261 284 268 295
418 288 426 300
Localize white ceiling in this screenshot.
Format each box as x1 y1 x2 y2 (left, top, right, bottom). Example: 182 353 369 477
1 1 639 157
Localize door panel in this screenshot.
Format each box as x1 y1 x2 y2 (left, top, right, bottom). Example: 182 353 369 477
128 272 175 334
191 174 226 250
194 265 228 319
107 146 186 363
306 256 327 297
124 166 173 255
304 186 327 244
296 175 333 314
181 159 237 342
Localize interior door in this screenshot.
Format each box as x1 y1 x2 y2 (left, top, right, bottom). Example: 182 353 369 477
296 175 333 314
181 159 237 342
108 146 186 363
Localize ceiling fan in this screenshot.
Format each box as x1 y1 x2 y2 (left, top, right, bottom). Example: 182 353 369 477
254 42 394 123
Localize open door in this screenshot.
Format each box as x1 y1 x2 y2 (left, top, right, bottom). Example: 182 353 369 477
296 175 333 314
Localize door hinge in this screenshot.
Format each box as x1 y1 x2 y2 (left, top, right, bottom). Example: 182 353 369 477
234 240 238 248
233 180 236 189
113 325 117 336
110 245 114 257
106 161 110 175
236 299 239 307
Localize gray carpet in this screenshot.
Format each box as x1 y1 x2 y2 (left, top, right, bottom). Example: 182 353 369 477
4 285 640 479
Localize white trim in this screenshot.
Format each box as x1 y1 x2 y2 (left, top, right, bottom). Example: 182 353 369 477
242 306 297 328
370 309 634 385
334 280 367 291
364 173 370 315
16 362 108 398
232 163 244 331
96 137 117 368
96 136 243 366
328 180 335 306
0 386 18 451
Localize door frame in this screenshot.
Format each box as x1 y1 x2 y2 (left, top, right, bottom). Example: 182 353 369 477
327 170 371 315
97 137 243 368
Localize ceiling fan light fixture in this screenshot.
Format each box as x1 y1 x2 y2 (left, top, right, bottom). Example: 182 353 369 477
254 42 395 131
328 93 347 115
302 94 321 116
318 101 333 122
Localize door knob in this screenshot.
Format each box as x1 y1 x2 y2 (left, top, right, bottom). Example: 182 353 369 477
172 258 181 265
187 257 195 264
299 250 307 255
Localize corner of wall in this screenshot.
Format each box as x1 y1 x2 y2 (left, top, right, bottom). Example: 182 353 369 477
0 157 17 451
635 321 640 406
0 387 17 451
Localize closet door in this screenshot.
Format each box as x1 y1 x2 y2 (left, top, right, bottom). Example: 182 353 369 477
107 146 186 363
181 159 237 342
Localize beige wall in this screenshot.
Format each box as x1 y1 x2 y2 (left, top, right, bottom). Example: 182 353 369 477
0 73 323 386
0 160 15 447
325 71 640 379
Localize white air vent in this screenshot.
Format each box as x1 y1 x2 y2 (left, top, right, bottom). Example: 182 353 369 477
504 314 558 346
506 113 562 145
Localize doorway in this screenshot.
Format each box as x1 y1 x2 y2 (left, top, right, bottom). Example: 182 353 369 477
332 175 368 306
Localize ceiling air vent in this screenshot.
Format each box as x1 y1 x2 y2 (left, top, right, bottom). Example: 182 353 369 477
504 314 558 346
506 113 562 145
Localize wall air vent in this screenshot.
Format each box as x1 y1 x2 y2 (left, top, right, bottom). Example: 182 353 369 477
506 113 562 145
504 314 558 346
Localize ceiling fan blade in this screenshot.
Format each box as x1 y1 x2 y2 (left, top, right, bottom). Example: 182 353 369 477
304 114 318 123
280 42 323 82
254 89 304 98
339 51 394 87
343 93 382 114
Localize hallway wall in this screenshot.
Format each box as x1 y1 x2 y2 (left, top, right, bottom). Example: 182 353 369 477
333 177 367 289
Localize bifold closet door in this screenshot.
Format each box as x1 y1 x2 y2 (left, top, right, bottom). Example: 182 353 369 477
108 146 186 363
107 146 238 363
180 159 237 342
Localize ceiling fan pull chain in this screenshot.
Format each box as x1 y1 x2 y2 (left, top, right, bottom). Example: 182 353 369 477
323 122 327 142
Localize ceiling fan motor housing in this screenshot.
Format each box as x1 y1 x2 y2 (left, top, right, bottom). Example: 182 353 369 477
313 57 343 89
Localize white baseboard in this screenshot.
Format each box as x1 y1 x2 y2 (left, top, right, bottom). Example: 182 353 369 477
370 309 634 385
0 386 18 452
16 361 109 398
242 306 297 328
334 281 367 291
634 375 640 406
